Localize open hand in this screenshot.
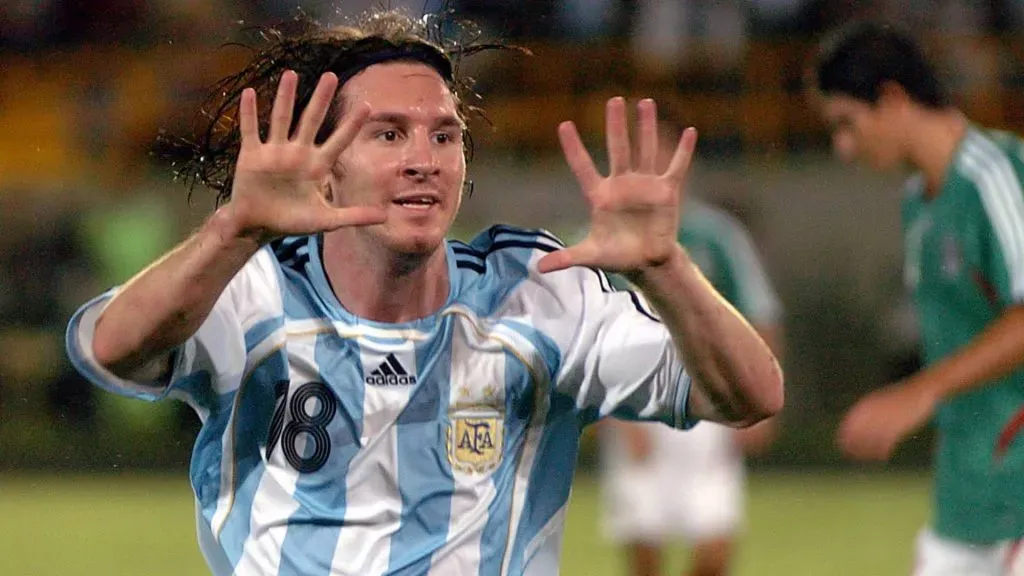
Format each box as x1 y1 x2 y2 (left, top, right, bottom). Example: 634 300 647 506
224 70 386 244
538 97 697 276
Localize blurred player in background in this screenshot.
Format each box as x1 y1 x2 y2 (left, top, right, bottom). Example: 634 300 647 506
809 21 1024 575
595 122 784 576
64 6 782 575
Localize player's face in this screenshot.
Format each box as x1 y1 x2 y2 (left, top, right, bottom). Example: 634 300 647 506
820 93 905 171
331 62 466 255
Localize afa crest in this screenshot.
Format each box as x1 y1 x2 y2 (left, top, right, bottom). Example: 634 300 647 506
448 409 503 474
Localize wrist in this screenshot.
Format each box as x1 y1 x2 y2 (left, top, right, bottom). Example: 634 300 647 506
902 375 944 407
207 205 266 252
627 245 693 293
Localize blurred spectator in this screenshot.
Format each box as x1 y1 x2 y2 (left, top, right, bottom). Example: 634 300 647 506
631 0 747 85
0 0 60 49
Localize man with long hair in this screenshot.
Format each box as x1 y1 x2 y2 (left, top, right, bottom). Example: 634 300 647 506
66 7 782 574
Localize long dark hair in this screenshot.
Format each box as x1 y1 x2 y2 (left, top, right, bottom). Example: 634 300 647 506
165 7 520 205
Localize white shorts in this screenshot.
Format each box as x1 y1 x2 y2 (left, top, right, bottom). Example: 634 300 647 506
913 527 1024 576
599 421 744 544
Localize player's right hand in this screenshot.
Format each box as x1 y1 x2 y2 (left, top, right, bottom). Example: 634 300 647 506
223 70 387 245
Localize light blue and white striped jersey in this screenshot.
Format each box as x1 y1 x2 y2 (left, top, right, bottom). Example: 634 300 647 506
66 224 694 576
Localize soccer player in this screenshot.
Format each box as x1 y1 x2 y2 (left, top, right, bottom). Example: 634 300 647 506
808 22 1024 575
597 123 783 576
64 8 782 575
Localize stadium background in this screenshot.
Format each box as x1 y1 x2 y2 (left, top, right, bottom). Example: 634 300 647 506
1 1 1022 574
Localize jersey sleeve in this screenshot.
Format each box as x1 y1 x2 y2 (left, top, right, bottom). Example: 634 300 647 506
517 251 695 429
64 248 284 406
958 137 1024 307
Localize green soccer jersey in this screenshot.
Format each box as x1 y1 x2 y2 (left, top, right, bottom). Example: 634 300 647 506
678 200 781 325
902 126 1024 543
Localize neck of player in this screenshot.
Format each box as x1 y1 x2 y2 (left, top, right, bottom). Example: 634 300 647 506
321 229 450 323
908 107 968 199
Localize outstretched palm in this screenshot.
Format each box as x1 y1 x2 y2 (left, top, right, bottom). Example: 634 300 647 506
225 70 386 244
538 97 697 276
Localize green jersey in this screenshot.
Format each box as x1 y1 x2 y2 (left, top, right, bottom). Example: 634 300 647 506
902 126 1024 543
678 200 781 326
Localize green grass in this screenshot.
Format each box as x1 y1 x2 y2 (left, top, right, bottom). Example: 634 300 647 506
0 471 929 575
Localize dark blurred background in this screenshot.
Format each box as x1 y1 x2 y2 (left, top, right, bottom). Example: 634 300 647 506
8 2 1024 574
4 0 1023 471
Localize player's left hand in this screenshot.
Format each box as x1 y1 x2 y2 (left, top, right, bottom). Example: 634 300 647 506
836 380 938 461
538 97 697 276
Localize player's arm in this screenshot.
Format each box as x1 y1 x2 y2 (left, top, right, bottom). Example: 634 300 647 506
90 72 384 380
900 305 1024 402
91 212 262 379
714 214 785 450
838 165 1024 461
539 98 782 428
630 248 783 427
734 322 784 454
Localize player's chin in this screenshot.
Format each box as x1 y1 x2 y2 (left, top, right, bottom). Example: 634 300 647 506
387 223 447 255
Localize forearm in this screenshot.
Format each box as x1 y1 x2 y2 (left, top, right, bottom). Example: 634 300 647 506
92 207 261 378
632 246 783 426
905 305 1024 401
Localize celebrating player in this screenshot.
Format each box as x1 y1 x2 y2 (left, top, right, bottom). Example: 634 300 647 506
66 8 782 575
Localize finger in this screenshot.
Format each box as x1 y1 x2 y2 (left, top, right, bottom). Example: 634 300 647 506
294 72 339 144
663 127 698 185
321 101 371 161
637 98 658 173
319 205 388 232
239 88 260 147
536 242 600 274
605 97 631 175
268 70 298 143
557 121 601 194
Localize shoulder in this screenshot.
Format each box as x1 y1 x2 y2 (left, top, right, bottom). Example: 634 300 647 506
449 224 612 313
953 128 1024 189
952 129 1024 215
450 224 565 276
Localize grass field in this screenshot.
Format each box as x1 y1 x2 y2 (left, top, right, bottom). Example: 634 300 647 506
0 470 929 575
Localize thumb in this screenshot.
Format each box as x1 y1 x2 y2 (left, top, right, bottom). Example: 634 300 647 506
319 205 388 232
536 242 599 274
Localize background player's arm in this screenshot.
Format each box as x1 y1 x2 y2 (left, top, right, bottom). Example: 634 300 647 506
901 305 1024 402
839 305 1024 461
839 171 1024 460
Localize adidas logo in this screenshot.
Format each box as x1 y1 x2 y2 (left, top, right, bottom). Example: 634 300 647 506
364 353 418 386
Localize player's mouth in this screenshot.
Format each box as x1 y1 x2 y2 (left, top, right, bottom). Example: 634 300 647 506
392 194 440 211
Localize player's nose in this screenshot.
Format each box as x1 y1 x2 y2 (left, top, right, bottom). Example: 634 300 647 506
402 132 440 179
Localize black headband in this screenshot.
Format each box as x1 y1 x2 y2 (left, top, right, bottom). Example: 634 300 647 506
332 38 454 88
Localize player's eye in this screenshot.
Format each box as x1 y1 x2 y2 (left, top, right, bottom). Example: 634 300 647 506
377 130 399 142
433 131 461 145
